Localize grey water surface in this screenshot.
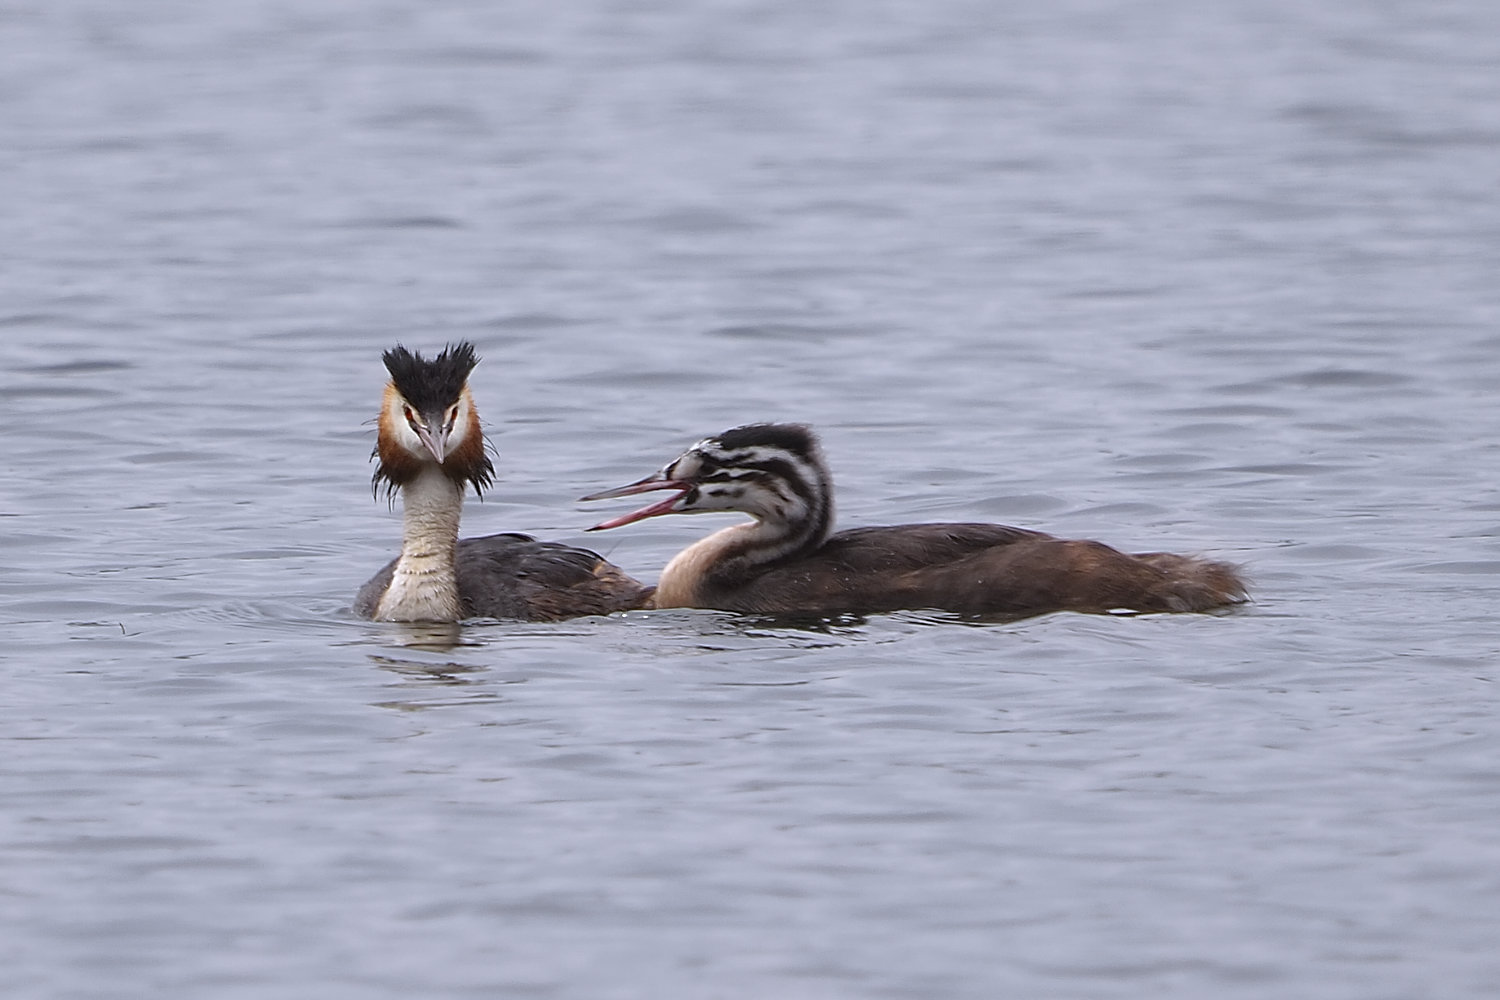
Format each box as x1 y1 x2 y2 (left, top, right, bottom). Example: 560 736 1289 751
4 1 1500 997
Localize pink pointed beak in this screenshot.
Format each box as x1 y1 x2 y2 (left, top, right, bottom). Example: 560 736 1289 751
414 424 448 464
412 409 453 465
579 474 693 531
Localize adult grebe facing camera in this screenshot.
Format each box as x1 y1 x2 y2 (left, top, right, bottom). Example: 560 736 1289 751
355 343 650 622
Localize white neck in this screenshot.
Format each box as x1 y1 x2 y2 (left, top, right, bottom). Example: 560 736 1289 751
374 466 465 621
653 516 816 608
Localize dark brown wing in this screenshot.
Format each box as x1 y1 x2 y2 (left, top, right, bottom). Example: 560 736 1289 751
456 533 652 621
354 558 398 619
706 523 1046 614
816 523 1050 573
706 523 1245 617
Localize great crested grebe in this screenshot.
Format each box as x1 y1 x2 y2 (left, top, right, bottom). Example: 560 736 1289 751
581 423 1247 617
354 343 651 622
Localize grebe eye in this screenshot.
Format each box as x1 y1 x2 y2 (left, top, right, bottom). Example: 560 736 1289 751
403 406 417 425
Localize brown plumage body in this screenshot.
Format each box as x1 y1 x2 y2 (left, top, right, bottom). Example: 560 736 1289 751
583 423 1246 619
355 343 651 623
658 523 1243 616
354 531 651 622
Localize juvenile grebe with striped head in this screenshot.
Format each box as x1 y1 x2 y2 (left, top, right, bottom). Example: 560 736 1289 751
581 423 1246 617
354 343 651 622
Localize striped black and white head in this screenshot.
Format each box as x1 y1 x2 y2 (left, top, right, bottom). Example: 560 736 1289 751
582 423 834 542
372 342 493 498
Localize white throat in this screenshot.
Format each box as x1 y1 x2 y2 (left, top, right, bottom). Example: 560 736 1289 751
374 466 465 621
653 515 812 608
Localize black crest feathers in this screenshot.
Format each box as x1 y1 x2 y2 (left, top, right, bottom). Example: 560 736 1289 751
710 423 820 457
383 342 480 414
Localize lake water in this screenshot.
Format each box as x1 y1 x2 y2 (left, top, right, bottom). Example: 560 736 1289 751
3 0 1499 997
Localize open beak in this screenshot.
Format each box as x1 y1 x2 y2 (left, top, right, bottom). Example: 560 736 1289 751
579 473 693 531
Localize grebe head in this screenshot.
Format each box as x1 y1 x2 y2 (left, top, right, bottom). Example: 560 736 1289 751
373 342 494 497
582 423 831 532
